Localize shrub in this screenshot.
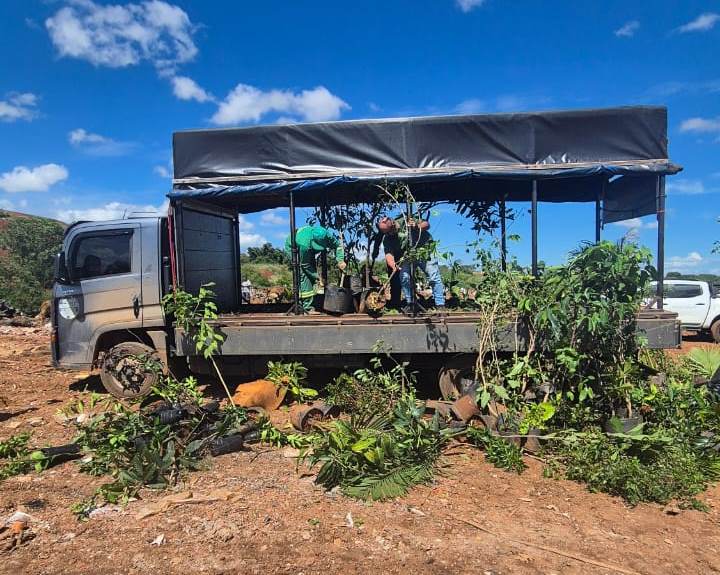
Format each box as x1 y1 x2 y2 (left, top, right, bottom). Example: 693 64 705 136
0 212 65 314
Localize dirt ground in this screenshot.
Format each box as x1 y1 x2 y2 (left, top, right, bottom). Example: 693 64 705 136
1 326 720 575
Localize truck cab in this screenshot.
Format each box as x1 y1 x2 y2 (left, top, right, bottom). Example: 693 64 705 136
51 216 170 394
649 279 720 342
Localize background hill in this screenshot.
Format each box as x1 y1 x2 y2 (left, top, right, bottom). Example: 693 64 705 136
0 210 65 314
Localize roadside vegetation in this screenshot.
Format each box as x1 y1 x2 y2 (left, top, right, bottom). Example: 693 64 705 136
0 210 65 314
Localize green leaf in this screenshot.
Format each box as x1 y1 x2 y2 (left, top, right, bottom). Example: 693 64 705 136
493 385 510 401
479 389 491 408
351 436 376 453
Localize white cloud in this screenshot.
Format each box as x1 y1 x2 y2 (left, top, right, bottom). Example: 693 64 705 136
237 214 255 232
613 218 643 229
236 215 268 246
260 210 288 226
153 165 171 178
677 13 719 33
611 217 658 230
69 128 104 144
615 20 640 37
211 84 349 126
56 199 168 223
69 128 135 156
456 98 485 114
666 179 707 195
45 0 197 72
455 94 548 115
495 94 528 112
171 75 213 102
646 79 720 98
0 164 69 193
679 116 720 133
456 0 485 13
239 232 267 248
667 251 703 271
0 199 14 210
0 92 39 122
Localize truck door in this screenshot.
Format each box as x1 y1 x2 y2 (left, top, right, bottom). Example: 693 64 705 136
172 199 239 312
54 224 142 367
663 282 708 328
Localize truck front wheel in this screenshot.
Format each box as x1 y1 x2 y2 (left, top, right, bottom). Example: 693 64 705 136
100 342 159 398
711 320 720 344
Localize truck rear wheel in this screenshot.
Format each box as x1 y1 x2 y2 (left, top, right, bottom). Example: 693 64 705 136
711 320 720 344
100 342 159 399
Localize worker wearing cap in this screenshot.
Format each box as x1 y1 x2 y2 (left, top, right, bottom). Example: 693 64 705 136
286 225 346 312
376 214 445 314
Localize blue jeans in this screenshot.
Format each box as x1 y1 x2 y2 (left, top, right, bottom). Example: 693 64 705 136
400 259 445 306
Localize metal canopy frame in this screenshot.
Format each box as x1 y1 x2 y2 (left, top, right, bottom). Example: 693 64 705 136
267 172 669 315
169 107 679 315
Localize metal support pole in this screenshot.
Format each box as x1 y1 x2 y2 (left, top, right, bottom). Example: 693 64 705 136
595 189 602 244
531 180 538 277
406 196 417 314
288 191 302 315
500 199 507 271
656 176 666 310
319 203 328 288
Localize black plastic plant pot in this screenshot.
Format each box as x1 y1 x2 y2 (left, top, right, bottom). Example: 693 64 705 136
349 275 364 296
39 443 82 465
243 430 261 443
522 428 543 453
154 408 186 425
209 433 245 457
323 285 355 314
603 414 644 433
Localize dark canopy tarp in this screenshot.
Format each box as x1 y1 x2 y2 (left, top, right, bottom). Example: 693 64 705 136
169 106 680 214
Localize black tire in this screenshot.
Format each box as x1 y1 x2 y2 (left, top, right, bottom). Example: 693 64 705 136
100 342 159 399
711 320 720 344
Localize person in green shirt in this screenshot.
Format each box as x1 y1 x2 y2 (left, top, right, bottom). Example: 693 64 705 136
285 225 346 312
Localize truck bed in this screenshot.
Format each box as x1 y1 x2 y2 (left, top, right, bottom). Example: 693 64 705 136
173 309 681 356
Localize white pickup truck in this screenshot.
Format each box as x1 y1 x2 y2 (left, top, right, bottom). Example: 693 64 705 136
650 280 720 342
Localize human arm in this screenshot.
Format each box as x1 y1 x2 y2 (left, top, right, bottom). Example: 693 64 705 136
313 227 345 265
385 252 397 271
407 219 430 231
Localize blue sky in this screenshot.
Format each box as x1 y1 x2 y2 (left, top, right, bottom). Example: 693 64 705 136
0 0 718 273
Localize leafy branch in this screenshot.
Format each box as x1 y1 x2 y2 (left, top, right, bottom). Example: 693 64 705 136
161 283 235 405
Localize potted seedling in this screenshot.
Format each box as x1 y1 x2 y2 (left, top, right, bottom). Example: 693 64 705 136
518 401 555 452
267 361 317 404
604 359 643 433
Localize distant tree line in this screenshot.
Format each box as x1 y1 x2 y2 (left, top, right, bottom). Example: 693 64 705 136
241 243 289 266
0 211 65 314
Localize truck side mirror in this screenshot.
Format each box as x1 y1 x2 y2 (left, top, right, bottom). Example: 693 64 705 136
54 252 69 283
